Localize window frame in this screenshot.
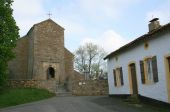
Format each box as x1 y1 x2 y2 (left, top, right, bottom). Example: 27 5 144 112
113 67 124 87
144 57 154 83
141 56 159 84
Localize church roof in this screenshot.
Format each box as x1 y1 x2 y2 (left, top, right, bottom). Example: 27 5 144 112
104 22 170 60
26 19 64 36
35 19 64 30
65 47 74 57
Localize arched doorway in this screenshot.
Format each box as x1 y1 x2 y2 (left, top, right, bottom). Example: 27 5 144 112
47 67 55 79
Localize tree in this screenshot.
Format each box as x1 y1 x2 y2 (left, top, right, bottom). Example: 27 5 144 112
75 46 87 73
86 43 98 75
74 43 107 80
0 0 19 87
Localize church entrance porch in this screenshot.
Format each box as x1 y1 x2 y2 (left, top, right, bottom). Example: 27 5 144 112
41 62 60 81
47 67 55 79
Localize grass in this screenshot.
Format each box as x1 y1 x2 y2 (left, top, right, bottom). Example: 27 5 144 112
0 88 55 108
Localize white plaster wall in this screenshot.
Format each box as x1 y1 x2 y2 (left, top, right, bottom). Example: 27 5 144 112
107 31 170 103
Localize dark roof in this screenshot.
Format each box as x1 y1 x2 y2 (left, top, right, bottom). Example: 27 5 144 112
104 22 170 60
150 18 159 22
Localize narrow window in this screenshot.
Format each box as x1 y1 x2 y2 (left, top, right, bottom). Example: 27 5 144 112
168 57 170 71
120 67 124 86
113 69 117 86
113 67 124 87
140 61 145 84
152 56 159 82
146 58 154 82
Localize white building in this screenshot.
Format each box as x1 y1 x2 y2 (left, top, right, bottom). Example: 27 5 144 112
104 18 170 103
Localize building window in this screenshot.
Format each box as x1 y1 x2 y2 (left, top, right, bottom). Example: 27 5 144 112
113 67 124 87
140 56 158 84
144 42 149 50
146 58 154 82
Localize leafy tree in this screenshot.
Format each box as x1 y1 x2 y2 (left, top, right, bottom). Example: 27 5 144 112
0 0 19 87
74 43 107 80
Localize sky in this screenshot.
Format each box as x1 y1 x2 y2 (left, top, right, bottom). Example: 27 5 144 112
12 0 170 54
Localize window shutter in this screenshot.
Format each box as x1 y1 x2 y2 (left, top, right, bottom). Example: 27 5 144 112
113 69 117 86
120 67 124 86
152 56 159 83
140 61 145 84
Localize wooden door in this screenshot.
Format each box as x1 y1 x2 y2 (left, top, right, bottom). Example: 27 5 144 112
166 57 170 102
130 63 138 95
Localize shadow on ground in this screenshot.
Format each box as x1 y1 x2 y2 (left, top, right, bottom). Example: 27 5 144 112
90 96 170 112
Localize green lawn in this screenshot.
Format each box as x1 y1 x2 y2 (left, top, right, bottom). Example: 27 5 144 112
0 88 55 108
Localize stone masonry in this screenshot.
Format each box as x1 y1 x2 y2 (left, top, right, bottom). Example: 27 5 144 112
72 80 108 96
8 19 74 91
8 80 56 93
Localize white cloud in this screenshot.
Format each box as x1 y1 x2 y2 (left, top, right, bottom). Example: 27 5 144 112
56 18 86 38
78 0 140 20
12 0 44 17
81 30 129 53
12 0 87 37
12 0 46 36
146 1 170 25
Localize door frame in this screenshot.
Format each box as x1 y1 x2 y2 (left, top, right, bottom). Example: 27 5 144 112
164 54 170 103
128 61 138 95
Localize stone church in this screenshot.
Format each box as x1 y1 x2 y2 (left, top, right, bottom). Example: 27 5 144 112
8 19 74 88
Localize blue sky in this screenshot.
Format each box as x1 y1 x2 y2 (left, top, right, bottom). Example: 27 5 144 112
12 0 170 53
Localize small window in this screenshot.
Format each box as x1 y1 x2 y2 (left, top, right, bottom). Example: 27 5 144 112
113 67 124 87
144 42 149 50
140 56 158 84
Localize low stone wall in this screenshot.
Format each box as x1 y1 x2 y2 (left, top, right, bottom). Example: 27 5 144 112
73 71 85 81
72 80 108 96
8 80 56 93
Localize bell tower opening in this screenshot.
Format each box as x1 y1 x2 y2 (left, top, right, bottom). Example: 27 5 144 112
47 67 55 79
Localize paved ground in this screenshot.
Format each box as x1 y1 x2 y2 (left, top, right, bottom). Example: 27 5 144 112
0 96 169 112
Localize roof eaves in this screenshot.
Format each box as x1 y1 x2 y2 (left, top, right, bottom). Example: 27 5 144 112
104 22 170 60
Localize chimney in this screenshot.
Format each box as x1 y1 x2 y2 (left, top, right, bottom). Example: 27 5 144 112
148 18 161 32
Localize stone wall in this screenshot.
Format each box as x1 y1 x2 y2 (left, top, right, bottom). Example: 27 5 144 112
64 48 74 78
64 48 74 91
8 36 29 79
72 80 108 96
73 71 85 81
8 80 56 93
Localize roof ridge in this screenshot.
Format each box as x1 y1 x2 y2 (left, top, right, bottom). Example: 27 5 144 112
24 19 64 37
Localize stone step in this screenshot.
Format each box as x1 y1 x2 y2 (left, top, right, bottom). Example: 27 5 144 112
57 87 68 92
124 95 140 104
55 92 72 97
